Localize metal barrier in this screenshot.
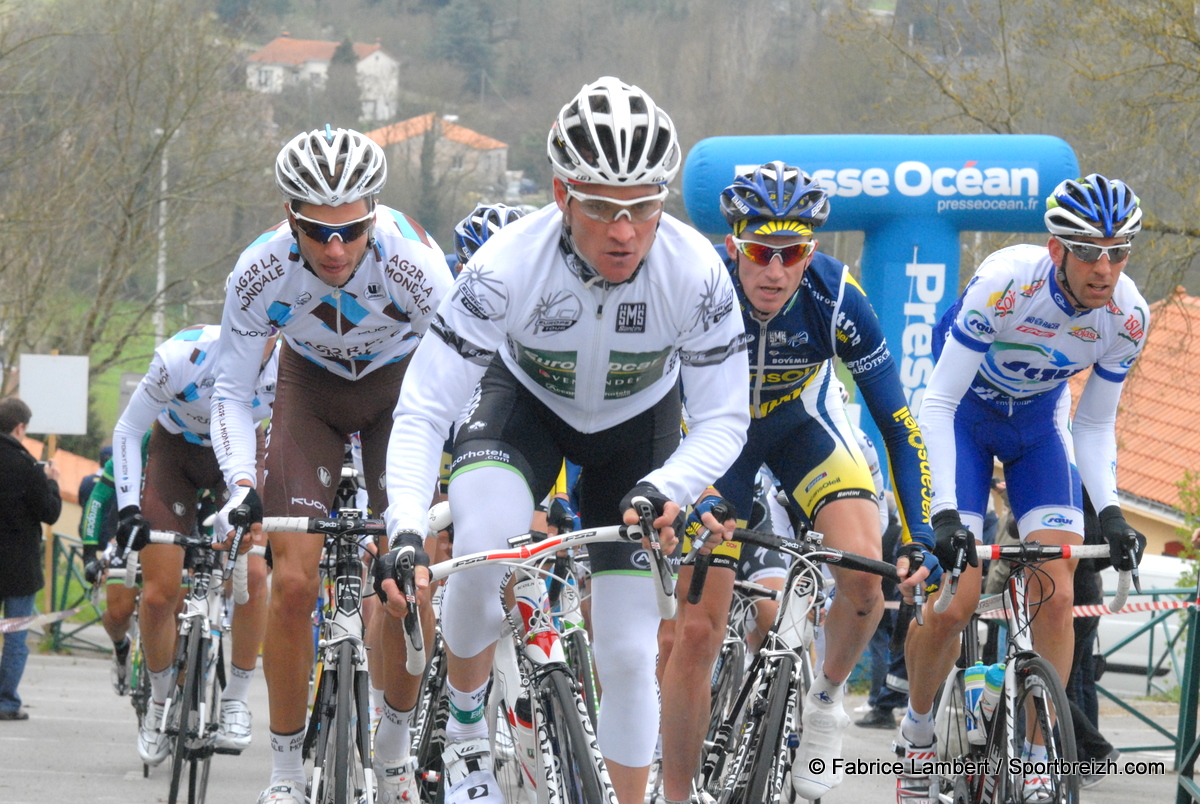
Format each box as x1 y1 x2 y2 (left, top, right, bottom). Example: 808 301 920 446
44 531 107 654
1177 598 1200 804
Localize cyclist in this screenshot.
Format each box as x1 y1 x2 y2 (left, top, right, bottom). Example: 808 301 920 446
209 125 453 804
112 324 278 766
900 174 1149 804
657 161 938 804
81 447 140 695
379 76 751 804
449 201 525 276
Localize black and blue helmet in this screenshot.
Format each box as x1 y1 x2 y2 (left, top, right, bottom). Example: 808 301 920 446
719 161 830 235
453 203 525 265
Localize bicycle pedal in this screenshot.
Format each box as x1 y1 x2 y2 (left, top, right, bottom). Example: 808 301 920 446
213 746 244 756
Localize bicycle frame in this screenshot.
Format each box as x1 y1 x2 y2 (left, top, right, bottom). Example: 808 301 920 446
261 511 381 804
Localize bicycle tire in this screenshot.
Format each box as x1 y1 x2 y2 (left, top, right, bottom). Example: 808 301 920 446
563 629 600 727
708 637 746 744
308 655 338 804
333 644 359 804
932 666 976 804
536 667 611 804
132 639 153 778
740 654 797 804
169 628 204 804
704 661 769 804
1004 655 1079 804
190 636 223 804
488 672 530 804
412 630 449 802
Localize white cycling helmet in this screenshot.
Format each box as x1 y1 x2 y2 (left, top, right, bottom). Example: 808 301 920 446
547 76 681 186
275 125 387 206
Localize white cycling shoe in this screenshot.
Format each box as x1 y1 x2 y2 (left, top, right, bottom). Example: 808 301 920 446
137 701 171 766
215 699 253 752
442 738 504 804
255 779 307 804
791 689 850 800
378 755 420 803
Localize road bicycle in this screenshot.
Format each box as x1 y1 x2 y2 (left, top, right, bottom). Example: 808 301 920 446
400 497 675 804
924 536 1136 804
129 526 256 804
695 525 900 804
262 510 386 804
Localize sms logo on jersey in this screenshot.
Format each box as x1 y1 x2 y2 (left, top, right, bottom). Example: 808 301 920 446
1041 513 1074 528
1020 279 1045 297
1120 312 1145 345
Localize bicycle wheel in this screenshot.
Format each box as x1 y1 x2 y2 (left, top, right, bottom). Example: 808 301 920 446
932 666 978 804
169 628 204 804
412 631 449 802
488 673 532 804
190 637 223 804
535 667 610 804
702 659 769 804
741 654 798 804
563 629 599 727
708 637 746 743
307 653 338 804
1003 655 1079 804
332 644 364 804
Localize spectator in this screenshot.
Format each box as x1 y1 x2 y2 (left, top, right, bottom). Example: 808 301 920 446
0 397 62 720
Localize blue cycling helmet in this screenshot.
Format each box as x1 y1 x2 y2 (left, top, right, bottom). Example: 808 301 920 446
720 161 830 235
453 203 525 265
1044 174 1142 239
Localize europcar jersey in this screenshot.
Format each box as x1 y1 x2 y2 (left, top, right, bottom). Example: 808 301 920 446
939 243 1148 399
727 249 933 545
212 204 452 487
113 325 278 510
386 203 751 536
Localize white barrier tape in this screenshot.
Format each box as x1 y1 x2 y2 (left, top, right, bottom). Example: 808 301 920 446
0 607 84 634
881 598 1196 617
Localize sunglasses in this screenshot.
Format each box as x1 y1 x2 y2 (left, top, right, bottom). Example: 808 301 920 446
1056 237 1131 264
731 236 816 267
291 209 375 244
566 187 668 223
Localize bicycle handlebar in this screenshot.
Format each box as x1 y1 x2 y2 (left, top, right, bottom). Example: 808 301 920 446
686 499 735 606
631 495 676 620
730 527 901 581
933 542 1136 614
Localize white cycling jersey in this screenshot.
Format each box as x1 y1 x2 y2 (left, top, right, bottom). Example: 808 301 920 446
211 205 453 487
921 243 1149 513
386 202 751 536
113 325 278 511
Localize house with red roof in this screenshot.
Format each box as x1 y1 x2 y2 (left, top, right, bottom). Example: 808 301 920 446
246 35 399 121
1069 286 1200 556
365 113 509 195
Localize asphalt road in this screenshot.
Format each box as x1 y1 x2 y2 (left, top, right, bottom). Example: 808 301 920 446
0 629 1184 803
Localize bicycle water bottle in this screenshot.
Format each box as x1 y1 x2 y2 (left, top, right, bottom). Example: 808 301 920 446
978 662 1006 724
963 662 987 745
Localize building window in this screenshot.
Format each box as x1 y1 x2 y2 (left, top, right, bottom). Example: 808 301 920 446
451 155 465 171
257 69 272 89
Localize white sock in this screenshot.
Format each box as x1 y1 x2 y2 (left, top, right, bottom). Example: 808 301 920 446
374 698 414 760
809 671 844 705
901 705 936 747
269 728 306 785
445 680 490 743
149 666 175 705
222 664 254 703
371 685 385 714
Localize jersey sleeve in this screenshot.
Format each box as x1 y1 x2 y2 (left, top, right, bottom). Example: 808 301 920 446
835 274 935 546
81 462 115 548
212 260 275 488
643 264 751 506
112 353 170 511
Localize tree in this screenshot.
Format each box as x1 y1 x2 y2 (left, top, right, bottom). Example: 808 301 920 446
327 36 363 127
0 0 277 402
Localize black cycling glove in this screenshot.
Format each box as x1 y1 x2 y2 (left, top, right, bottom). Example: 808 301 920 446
116 506 149 552
619 481 686 534
932 509 978 572
1098 505 1145 572
373 530 430 603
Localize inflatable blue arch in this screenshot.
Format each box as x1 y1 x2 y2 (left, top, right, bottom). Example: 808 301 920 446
682 134 1079 478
